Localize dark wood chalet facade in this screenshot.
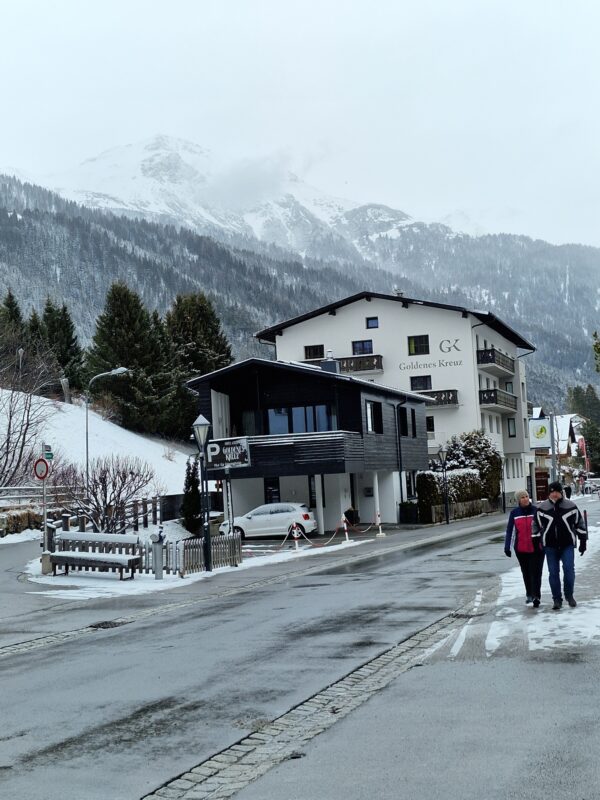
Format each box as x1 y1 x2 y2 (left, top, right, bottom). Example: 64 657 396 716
187 358 432 530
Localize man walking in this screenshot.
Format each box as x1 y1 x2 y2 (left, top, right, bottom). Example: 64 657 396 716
535 481 588 610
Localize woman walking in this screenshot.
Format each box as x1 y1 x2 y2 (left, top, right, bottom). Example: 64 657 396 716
504 490 545 607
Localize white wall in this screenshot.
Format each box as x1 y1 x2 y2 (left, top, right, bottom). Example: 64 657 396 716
272 296 531 464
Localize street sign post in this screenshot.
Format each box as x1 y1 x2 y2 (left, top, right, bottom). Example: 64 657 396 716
33 457 49 480
34 457 50 564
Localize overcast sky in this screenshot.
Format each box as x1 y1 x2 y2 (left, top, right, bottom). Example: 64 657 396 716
2 0 600 245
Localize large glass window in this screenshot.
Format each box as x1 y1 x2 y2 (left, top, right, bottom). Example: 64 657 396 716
352 339 373 355
268 408 290 435
267 404 336 434
408 335 429 356
507 418 517 438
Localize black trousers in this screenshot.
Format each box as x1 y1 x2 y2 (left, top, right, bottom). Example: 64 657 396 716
516 550 545 599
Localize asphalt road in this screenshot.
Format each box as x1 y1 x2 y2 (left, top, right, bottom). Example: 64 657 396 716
0 501 596 799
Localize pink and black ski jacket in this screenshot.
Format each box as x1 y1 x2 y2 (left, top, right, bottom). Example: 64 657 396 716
504 504 540 554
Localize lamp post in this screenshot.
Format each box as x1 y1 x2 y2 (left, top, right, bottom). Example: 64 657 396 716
192 414 212 572
85 367 130 497
224 464 233 533
438 445 450 525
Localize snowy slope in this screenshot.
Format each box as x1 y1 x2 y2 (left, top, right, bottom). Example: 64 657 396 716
36 396 195 494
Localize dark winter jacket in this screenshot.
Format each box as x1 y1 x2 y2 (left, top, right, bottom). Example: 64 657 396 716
504 504 540 553
534 497 588 548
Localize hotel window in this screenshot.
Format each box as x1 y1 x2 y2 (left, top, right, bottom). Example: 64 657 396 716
411 408 417 438
408 335 429 356
304 344 324 360
410 375 432 391
366 316 379 329
505 381 514 394
426 416 435 434
366 400 383 433
507 418 517 438
352 339 373 355
524 418 528 437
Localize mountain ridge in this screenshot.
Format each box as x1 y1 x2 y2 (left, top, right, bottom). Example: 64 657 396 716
1 138 600 408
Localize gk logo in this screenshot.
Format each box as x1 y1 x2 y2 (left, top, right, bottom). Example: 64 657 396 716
439 338 461 353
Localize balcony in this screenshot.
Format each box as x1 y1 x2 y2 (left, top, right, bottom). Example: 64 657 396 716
208 431 366 478
304 354 383 373
477 348 515 377
420 389 459 407
479 388 518 414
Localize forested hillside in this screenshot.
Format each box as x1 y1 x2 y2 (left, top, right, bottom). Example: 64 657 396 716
0 174 597 407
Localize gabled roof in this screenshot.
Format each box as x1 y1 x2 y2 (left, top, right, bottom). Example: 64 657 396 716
187 357 435 404
255 291 536 351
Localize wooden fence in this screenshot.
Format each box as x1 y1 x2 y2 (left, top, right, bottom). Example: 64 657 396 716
138 533 242 577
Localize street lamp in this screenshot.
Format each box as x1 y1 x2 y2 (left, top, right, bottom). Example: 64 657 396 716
438 445 450 525
192 414 212 572
85 367 131 497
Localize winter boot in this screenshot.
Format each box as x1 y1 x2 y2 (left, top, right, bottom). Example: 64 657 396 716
566 596 577 608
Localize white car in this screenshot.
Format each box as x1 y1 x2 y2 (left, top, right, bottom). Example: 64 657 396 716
218 502 318 539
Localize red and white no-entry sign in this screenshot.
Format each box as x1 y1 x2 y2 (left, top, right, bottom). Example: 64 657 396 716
33 457 50 481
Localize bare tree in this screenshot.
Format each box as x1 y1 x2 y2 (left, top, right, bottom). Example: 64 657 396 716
0 328 61 486
54 455 156 532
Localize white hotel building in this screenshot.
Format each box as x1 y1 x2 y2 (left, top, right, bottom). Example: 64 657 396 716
256 291 537 503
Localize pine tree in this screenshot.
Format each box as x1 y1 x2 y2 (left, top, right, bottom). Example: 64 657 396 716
42 298 84 389
0 289 24 332
27 309 47 344
180 457 201 533
86 282 176 432
567 383 600 426
165 293 232 377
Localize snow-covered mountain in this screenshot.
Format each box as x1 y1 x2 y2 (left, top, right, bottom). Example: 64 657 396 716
38 135 421 262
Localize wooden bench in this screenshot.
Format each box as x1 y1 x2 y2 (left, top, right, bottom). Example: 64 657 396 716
50 532 142 581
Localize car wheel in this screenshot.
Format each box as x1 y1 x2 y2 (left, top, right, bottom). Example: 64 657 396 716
233 526 245 541
289 523 305 536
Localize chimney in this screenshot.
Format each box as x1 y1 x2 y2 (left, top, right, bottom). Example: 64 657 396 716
321 349 340 374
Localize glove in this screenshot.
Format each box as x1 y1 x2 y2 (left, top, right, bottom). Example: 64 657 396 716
504 548 511 557
579 540 587 555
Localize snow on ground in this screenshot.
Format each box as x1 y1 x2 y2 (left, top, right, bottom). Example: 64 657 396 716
32 394 196 494
486 495 600 654
0 530 42 545
24 536 369 600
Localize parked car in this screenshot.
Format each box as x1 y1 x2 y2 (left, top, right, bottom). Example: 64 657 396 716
218 502 318 539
